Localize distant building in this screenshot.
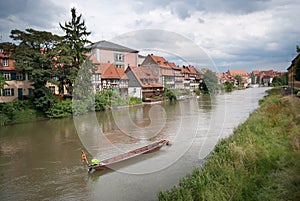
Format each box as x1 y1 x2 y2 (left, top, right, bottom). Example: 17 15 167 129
287 54 300 90
227 70 250 87
141 54 184 89
0 47 33 102
90 40 138 69
125 66 163 99
251 70 286 86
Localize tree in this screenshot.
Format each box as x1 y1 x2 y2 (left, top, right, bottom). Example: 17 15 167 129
271 73 288 86
0 75 8 90
234 75 242 88
10 28 63 111
73 58 96 115
200 69 220 94
59 7 92 94
223 81 234 92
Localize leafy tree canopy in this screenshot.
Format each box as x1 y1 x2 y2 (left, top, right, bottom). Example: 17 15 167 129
201 69 220 94
10 28 63 111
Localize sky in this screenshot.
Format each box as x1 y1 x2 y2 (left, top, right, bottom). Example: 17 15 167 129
0 0 299 72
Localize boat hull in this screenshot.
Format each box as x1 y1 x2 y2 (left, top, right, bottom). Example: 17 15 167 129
88 140 168 173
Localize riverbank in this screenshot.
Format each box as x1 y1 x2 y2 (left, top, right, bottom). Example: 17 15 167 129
158 88 300 201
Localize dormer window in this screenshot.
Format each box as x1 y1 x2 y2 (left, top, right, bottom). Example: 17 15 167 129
3 59 8 67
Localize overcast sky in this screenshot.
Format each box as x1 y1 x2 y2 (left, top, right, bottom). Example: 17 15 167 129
0 0 299 72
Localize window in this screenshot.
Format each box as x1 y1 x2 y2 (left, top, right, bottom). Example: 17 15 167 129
3 72 11 80
92 74 101 81
0 49 3 53
49 86 55 94
16 73 24 80
3 59 8 67
114 53 124 62
115 64 124 68
27 72 32 80
1 88 14 96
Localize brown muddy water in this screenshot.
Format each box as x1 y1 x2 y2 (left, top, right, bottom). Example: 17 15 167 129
0 88 269 201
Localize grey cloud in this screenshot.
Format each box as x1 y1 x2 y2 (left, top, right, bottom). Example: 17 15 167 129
0 0 66 41
132 0 270 17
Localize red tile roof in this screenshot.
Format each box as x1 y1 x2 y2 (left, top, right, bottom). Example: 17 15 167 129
149 55 172 68
116 68 128 79
128 66 163 88
228 70 248 76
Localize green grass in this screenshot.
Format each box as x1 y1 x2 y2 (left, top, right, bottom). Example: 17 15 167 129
158 88 300 201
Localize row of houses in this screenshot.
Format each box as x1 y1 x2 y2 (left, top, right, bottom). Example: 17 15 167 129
0 40 202 102
217 69 285 88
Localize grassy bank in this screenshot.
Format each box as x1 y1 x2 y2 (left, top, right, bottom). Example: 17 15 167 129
158 88 300 201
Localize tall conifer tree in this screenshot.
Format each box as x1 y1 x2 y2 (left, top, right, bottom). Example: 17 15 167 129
59 7 93 94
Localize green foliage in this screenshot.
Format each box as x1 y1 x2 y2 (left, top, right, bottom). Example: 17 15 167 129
0 74 8 90
10 28 63 112
128 97 142 105
159 94 300 201
46 100 72 118
271 73 288 86
234 75 243 88
223 81 234 92
200 70 220 94
0 100 42 126
59 7 92 94
73 59 96 113
94 92 109 111
163 87 177 101
72 100 89 116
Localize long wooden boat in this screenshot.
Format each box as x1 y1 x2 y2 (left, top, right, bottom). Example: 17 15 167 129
86 139 170 173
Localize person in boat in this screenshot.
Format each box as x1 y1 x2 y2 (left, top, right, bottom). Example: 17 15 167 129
91 158 100 166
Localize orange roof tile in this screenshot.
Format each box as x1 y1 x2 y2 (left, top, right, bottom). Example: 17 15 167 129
149 55 172 68
116 68 128 79
228 70 248 76
101 64 120 79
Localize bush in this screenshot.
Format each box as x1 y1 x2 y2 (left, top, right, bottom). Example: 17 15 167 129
46 100 72 118
72 100 89 116
128 97 142 105
0 100 41 126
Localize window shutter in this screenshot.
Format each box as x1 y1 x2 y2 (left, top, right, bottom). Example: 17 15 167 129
23 72 26 80
11 88 14 96
2 89 5 96
11 73 16 80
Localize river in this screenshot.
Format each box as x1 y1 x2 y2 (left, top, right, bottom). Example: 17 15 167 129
0 87 269 201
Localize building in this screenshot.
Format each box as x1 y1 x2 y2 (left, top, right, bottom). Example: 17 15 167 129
227 70 250 87
90 40 139 69
141 54 184 89
0 47 33 102
287 54 300 91
91 61 129 99
251 70 286 86
125 66 163 99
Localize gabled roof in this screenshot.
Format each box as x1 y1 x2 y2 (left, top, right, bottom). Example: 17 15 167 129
168 62 181 70
228 70 248 76
116 68 128 79
148 54 172 68
94 63 112 74
91 40 139 53
127 66 163 88
102 64 120 79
